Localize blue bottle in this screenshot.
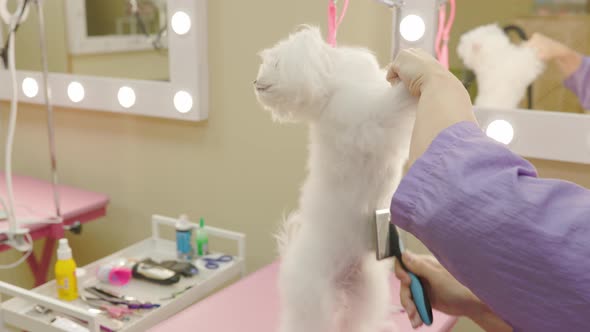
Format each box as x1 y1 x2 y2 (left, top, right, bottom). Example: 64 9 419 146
176 214 194 261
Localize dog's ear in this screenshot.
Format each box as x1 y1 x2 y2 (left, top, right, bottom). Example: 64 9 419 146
286 26 333 105
265 26 333 121
286 26 327 56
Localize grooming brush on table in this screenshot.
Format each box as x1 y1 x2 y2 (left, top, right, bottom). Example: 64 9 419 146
375 209 433 326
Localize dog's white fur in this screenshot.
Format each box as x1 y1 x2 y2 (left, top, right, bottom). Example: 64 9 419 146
254 26 416 332
457 23 545 108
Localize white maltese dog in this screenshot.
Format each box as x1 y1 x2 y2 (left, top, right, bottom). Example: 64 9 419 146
457 23 545 109
254 26 416 332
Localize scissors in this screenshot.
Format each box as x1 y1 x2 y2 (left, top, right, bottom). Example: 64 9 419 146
201 255 233 269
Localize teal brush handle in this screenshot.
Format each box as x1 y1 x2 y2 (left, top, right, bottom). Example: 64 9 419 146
408 272 433 326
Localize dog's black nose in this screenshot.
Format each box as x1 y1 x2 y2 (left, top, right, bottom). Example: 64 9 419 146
253 80 257 85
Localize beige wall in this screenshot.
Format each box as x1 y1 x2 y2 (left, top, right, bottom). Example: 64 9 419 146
0 1 588 332
449 0 534 69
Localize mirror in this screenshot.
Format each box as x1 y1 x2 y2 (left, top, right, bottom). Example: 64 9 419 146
2 0 168 81
85 0 166 38
0 0 207 121
450 0 590 114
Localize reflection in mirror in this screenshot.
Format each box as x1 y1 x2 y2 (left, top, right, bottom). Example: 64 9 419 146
86 0 166 39
451 0 590 114
3 0 168 81
513 15 589 114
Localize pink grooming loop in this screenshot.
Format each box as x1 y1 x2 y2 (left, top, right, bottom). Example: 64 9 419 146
435 0 455 69
327 0 349 47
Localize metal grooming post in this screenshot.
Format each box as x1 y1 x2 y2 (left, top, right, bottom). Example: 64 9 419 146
376 0 440 59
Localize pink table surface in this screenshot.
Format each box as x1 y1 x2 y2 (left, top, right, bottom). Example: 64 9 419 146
0 175 109 285
0 175 109 233
148 262 458 332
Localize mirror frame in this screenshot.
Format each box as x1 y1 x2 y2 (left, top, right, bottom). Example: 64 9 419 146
0 0 207 122
474 107 590 165
389 0 590 165
66 0 169 55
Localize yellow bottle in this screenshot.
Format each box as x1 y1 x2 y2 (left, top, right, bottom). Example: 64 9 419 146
55 238 78 301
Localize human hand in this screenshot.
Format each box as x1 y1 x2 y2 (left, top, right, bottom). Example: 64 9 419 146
386 49 476 166
525 33 582 77
395 251 512 331
386 48 451 96
525 33 572 61
394 251 483 328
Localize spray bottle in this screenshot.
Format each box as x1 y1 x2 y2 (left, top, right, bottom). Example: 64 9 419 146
55 238 78 301
196 217 209 257
176 214 194 261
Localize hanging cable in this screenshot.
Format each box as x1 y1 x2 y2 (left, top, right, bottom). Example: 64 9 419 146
129 0 167 50
33 0 61 223
0 0 29 69
5 0 30 236
0 233 33 269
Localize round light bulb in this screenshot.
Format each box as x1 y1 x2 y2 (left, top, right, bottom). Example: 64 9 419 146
171 11 191 35
22 77 38 98
174 90 193 113
399 14 426 42
67 81 85 103
117 86 136 109
486 120 514 145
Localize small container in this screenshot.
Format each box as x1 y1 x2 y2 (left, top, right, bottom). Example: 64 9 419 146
196 217 209 257
55 238 78 301
97 259 133 286
176 214 194 261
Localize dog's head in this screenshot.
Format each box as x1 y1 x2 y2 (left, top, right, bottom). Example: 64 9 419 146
254 26 334 123
457 24 510 70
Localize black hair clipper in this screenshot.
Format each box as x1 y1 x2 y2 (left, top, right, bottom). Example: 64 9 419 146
375 209 433 326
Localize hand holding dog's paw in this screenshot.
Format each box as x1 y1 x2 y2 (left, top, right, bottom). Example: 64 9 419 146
525 33 571 61
386 49 475 166
386 48 450 96
525 33 582 77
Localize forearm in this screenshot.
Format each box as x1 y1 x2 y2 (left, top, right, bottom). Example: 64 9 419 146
563 56 590 109
408 74 475 166
391 122 590 331
555 50 583 78
469 304 512 332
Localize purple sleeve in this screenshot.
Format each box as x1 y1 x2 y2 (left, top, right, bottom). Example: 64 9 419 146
564 56 590 110
390 122 590 332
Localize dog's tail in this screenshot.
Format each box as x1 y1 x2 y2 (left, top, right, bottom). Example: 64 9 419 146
275 211 303 256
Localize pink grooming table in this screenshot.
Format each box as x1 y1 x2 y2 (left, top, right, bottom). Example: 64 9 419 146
0 175 109 286
148 262 458 332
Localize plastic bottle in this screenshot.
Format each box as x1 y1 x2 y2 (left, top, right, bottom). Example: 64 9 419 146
176 214 194 261
55 238 78 301
196 217 209 256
